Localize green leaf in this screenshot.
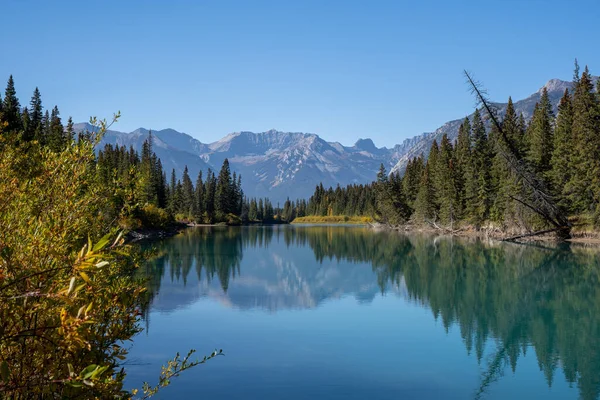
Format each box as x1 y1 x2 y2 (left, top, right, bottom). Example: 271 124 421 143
91 365 108 379
92 233 111 252
80 364 98 380
79 271 91 284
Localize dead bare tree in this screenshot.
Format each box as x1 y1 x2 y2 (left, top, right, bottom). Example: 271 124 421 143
464 71 571 241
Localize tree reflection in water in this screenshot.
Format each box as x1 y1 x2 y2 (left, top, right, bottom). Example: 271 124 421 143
139 226 600 400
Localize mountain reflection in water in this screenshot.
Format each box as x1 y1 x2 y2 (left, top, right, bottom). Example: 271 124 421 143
137 225 600 400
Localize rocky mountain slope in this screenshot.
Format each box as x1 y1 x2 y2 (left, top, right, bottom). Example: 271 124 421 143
79 77 584 203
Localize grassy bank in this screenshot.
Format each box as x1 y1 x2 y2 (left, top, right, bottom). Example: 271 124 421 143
292 215 373 224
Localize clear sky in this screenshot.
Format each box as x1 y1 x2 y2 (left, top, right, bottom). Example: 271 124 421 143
1 0 598 147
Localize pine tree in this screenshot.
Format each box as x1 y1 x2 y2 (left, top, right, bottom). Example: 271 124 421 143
215 159 233 219
402 156 424 207
490 98 522 223
181 166 194 218
236 174 243 215
465 109 492 225
28 87 43 142
427 139 441 211
48 106 64 151
2 75 22 136
503 97 524 157
257 198 264 221
248 198 258 221
414 163 436 221
527 87 554 175
66 117 75 143
566 66 600 214
174 180 184 215
139 133 158 205
437 134 457 224
550 89 573 210
376 163 388 184
204 169 216 223
21 107 30 139
156 160 167 209
168 169 177 215
194 171 205 223
41 110 50 145
454 118 471 217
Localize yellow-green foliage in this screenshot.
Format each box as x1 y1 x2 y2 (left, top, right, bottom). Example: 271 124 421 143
0 135 146 397
225 213 242 226
292 215 374 224
138 204 172 229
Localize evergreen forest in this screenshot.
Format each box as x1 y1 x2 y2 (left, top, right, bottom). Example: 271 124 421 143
300 63 600 236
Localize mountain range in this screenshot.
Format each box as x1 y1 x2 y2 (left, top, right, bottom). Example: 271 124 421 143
76 77 587 203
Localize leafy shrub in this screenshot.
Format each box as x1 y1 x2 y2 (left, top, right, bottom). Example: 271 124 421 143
225 213 242 226
138 204 173 229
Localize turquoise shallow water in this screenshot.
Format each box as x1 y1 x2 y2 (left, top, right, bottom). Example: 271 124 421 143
125 225 600 399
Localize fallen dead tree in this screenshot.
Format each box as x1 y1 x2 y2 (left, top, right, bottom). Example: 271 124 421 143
424 218 463 235
501 228 566 242
464 71 571 241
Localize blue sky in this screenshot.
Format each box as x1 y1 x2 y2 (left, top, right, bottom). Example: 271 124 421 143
1 0 598 147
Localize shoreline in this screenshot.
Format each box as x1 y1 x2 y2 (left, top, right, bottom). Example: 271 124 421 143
292 216 374 225
125 222 188 243
369 222 600 246
126 220 600 247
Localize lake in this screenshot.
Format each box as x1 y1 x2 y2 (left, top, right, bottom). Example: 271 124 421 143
125 225 600 399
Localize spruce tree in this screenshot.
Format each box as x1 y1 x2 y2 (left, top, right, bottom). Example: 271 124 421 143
249 199 258 221
402 156 424 207
437 134 457 224
215 159 233 219
2 75 22 136
414 163 436 221
454 118 471 218
181 166 194 218
139 133 158 205
465 109 492 225
427 139 440 211
550 89 573 210
28 87 43 142
174 180 184 215
48 106 64 151
156 160 167 209
503 97 524 157
194 171 205 223
204 169 216 223
41 110 50 146
490 98 522 223
566 66 600 213
168 169 177 215
527 87 554 175
257 198 264 221
21 107 30 139
66 117 75 143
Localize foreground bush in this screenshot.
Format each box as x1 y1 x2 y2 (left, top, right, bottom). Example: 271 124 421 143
0 135 145 397
0 129 219 398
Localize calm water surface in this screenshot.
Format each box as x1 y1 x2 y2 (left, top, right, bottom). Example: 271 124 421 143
125 225 600 399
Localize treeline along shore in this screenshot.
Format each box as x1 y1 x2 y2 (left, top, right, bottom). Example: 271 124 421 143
294 62 600 242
